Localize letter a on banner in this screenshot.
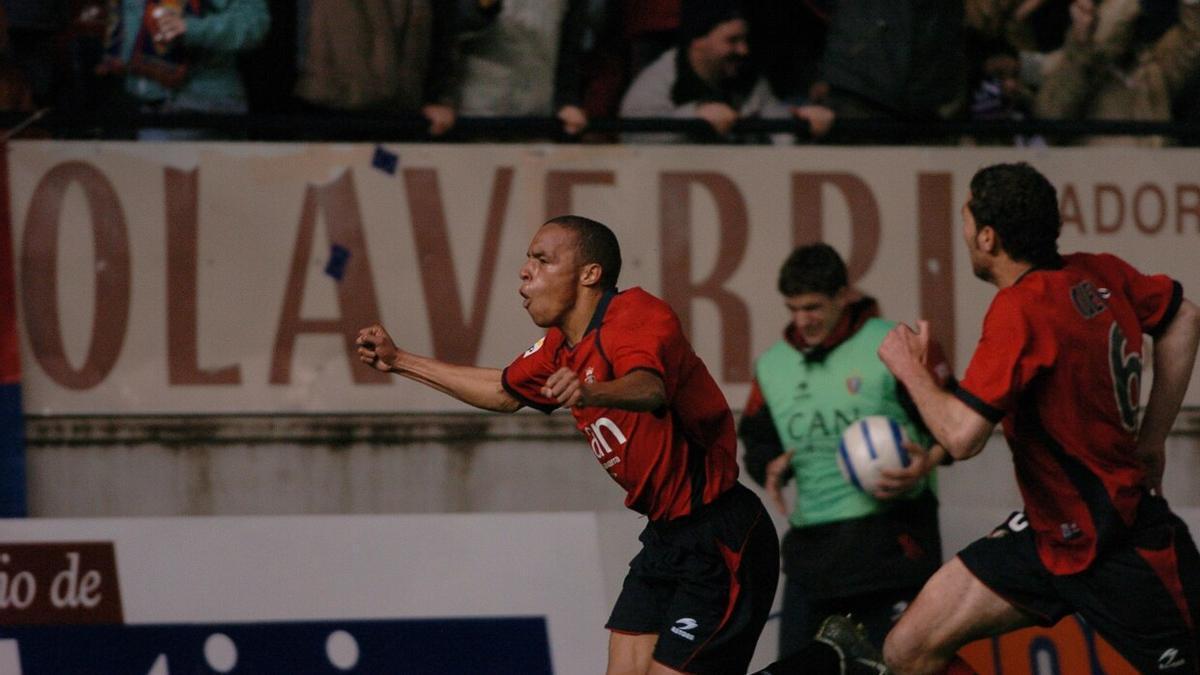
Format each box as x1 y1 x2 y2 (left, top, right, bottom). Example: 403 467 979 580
0 141 28 516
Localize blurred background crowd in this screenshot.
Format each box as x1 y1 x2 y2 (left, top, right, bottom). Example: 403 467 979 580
0 0 1198 145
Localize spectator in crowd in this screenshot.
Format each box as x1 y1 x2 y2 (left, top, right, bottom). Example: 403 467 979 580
818 1 965 125
965 0 1072 129
743 0 831 106
740 244 946 656
238 0 296 117
294 0 458 137
619 0 834 144
0 0 68 107
96 0 269 139
577 0 678 128
1036 0 1200 146
620 0 679 79
0 1 35 114
963 28 1044 146
967 0 1073 54
456 0 590 136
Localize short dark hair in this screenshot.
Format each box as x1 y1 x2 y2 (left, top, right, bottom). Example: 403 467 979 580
777 243 847 297
968 162 1061 267
545 215 622 289
679 0 743 45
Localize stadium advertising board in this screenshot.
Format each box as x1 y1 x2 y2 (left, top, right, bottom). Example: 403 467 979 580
0 513 609 674
7 142 1199 414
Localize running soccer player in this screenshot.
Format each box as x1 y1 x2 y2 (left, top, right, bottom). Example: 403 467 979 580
357 215 779 674
878 162 1200 674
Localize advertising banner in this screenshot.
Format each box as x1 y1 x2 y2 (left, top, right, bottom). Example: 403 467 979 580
8 142 1199 414
0 513 610 674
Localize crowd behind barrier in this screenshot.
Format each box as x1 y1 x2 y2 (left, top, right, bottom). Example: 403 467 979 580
0 0 1198 145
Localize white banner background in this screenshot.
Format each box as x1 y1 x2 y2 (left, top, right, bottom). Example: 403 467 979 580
9 142 1199 414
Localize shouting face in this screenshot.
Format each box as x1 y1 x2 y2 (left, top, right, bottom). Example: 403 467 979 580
519 223 583 328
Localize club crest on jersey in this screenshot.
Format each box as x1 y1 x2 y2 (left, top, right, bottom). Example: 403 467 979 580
846 375 862 394
1070 281 1107 319
1060 521 1082 540
584 366 596 384
523 337 545 358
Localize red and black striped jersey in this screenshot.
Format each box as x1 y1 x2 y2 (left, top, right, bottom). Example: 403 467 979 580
502 287 739 521
954 252 1182 575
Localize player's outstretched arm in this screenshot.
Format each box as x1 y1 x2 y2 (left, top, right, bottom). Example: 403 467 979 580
879 321 993 460
356 323 521 413
540 368 666 412
1137 298 1200 491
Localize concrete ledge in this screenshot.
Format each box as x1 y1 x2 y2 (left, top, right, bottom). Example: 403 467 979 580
24 412 580 447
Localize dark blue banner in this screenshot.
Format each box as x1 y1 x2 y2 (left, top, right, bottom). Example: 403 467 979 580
0 383 25 517
0 617 553 674
0 143 26 518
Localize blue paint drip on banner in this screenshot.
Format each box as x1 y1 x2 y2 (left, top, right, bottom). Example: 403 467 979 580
0 617 553 674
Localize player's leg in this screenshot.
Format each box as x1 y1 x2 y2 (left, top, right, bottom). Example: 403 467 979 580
776 574 811 660
886 512 1065 675
651 486 780 674
606 633 729 675
605 525 677 675
606 631 659 675
810 585 923 649
883 556 1035 674
1064 499 1200 672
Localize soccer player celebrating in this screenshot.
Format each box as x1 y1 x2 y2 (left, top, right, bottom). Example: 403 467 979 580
878 162 1200 674
357 216 779 674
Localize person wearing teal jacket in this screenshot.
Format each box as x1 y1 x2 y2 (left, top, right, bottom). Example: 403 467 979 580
100 0 269 134
739 243 950 657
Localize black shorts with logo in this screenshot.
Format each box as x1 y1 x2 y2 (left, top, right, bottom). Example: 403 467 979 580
606 482 780 674
958 496 1200 673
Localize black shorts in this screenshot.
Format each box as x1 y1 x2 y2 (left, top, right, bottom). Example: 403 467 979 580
959 497 1200 673
606 483 780 674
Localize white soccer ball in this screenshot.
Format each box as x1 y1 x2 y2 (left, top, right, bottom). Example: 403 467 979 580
836 415 910 495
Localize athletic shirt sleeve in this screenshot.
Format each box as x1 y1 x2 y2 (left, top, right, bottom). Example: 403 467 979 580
604 298 677 386
501 334 561 414
1093 253 1182 338
955 290 1054 423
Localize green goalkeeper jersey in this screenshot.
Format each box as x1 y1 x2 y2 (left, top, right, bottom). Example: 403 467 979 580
754 317 935 528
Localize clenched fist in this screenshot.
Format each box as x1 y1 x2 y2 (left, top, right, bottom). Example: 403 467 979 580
356 324 401 372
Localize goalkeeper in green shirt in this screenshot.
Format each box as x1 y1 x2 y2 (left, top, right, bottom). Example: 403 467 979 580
739 243 951 656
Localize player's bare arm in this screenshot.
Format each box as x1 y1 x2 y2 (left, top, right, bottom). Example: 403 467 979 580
356 323 521 413
541 367 666 412
1135 298 1200 491
879 320 993 460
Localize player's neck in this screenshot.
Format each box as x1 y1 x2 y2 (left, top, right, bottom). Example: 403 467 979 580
561 289 604 346
992 258 1036 289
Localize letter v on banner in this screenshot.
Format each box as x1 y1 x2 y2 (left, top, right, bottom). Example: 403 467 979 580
0 140 28 516
402 167 513 365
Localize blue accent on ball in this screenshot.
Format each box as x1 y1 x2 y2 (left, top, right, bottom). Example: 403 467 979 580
838 439 864 491
861 420 877 459
888 418 910 467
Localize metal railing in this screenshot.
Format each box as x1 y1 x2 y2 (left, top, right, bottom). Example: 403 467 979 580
5 109 1200 144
